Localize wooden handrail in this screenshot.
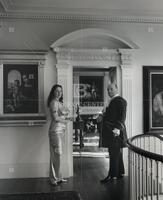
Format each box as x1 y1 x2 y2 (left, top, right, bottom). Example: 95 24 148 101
127 134 163 162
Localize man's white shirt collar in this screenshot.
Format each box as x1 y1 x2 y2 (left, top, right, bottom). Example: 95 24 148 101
110 94 119 101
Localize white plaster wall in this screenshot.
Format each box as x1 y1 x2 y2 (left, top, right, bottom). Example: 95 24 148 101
0 19 163 178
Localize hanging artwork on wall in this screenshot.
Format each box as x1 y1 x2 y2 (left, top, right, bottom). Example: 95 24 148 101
0 52 47 127
143 66 163 133
3 64 38 114
79 76 104 107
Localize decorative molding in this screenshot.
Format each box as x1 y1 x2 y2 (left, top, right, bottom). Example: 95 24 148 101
0 116 47 127
38 61 45 68
55 48 121 63
1 12 163 24
51 28 137 49
119 49 133 66
0 50 47 62
0 50 47 55
121 55 132 66
1 0 163 24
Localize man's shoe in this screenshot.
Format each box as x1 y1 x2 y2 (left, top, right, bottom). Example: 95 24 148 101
100 176 117 183
100 176 112 183
117 175 124 179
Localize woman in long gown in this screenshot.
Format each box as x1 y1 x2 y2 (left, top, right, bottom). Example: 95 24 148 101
47 84 72 186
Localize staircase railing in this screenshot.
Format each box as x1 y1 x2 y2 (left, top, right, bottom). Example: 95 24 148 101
127 134 163 200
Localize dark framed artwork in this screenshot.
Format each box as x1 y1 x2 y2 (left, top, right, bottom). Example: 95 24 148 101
143 66 163 134
3 64 38 114
0 59 46 126
79 76 104 107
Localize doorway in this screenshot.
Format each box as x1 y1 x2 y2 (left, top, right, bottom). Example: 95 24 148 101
72 67 117 157
52 43 134 177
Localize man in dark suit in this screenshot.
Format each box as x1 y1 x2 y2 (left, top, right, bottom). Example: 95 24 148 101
99 83 127 183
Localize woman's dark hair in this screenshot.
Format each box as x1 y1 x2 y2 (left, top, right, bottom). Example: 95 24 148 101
47 84 63 107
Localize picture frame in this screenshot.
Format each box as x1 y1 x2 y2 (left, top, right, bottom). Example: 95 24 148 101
0 52 46 126
79 76 104 107
3 64 38 114
143 66 163 134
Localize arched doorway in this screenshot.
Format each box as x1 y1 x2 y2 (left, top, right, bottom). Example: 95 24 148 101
51 28 138 177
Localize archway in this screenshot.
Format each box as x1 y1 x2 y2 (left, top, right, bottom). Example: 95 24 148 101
51 28 138 177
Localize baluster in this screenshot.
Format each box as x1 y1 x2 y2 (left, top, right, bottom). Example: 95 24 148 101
128 135 163 200
154 137 156 154
142 156 144 200
150 159 153 200
146 158 148 200
144 136 146 151
128 149 132 200
138 155 141 199
156 161 159 200
133 152 136 200
135 153 138 200
148 137 150 152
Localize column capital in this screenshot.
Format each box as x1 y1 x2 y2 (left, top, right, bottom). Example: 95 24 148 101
118 49 137 66
121 64 133 80
56 63 71 70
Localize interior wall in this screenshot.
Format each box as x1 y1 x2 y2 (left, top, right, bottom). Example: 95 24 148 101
0 18 162 178
0 50 57 178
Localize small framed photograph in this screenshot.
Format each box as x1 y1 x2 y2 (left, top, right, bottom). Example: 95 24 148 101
143 66 163 134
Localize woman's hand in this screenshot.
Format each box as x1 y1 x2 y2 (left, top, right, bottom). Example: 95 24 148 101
66 117 73 121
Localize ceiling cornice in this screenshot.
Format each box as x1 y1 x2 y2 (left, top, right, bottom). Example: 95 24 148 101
1 0 163 24
1 12 163 24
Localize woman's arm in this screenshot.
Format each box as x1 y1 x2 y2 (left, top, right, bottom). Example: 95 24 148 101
50 101 67 123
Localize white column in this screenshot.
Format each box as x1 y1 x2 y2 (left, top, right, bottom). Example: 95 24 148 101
56 64 73 177
120 50 133 176
121 66 132 138
120 52 133 139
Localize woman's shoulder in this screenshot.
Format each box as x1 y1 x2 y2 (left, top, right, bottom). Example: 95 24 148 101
50 99 59 109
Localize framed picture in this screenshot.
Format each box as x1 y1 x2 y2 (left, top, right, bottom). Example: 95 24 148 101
3 64 38 114
143 66 163 134
79 76 104 107
0 53 46 126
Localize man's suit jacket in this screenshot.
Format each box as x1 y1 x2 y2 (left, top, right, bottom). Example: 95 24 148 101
100 96 127 148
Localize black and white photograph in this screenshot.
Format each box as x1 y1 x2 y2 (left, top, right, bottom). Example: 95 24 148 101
0 1 162 200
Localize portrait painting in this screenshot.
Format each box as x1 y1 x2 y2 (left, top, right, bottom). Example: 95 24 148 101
143 66 163 134
79 76 104 107
3 64 38 114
